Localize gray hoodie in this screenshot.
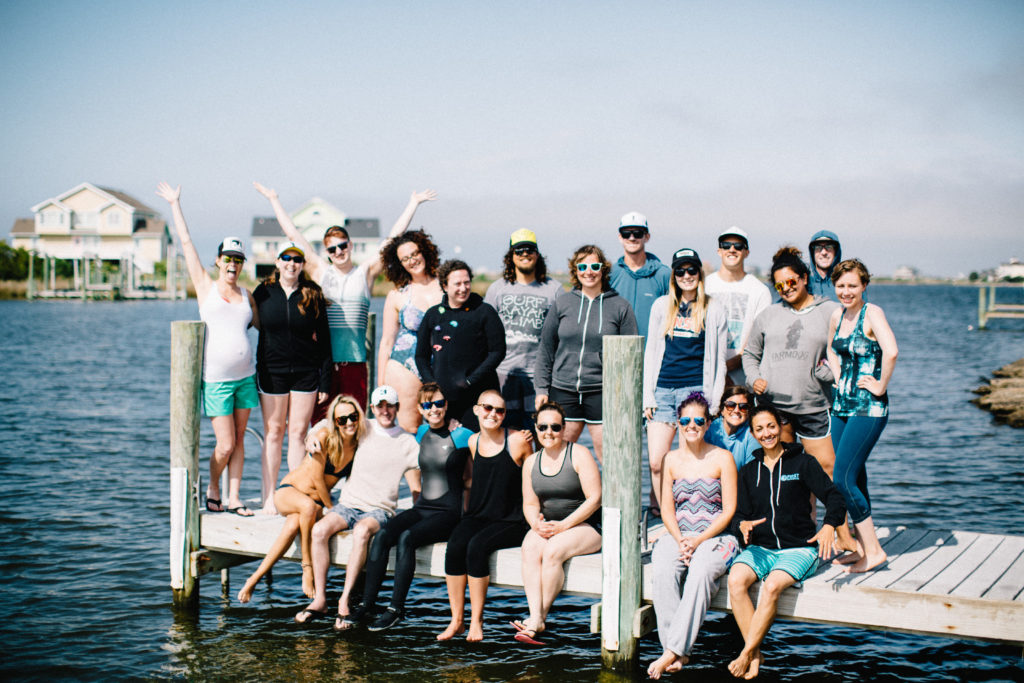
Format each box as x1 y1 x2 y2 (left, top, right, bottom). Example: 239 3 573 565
534 288 639 395
742 296 840 414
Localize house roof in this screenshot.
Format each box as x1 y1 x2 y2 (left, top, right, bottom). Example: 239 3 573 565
98 186 158 214
30 182 158 215
252 216 283 237
344 218 380 238
10 218 34 236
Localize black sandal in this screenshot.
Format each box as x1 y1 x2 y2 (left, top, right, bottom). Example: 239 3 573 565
205 497 223 512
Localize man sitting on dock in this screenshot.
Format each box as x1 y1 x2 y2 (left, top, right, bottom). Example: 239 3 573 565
294 385 421 628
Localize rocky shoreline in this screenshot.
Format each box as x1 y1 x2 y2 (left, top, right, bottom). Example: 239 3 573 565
972 358 1024 427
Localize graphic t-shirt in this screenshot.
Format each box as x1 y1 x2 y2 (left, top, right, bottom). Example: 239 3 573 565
484 278 563 379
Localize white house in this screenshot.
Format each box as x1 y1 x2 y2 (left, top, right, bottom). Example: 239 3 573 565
995 258 1024 280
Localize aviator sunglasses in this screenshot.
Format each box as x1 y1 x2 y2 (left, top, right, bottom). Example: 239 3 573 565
619 228 647 240
420 399 447 410
774 277 800 293
477 403 507 415
678 416 707 427
674 266 700 277
334 413 358 426
576 262 603 273
326 241 350 254
279 253 305 263
535 423 563 433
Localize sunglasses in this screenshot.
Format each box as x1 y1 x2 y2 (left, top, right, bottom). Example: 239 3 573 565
420 399 447 410
334 413 358 426
619 228 647 240
723 400 750 411
774 277 801 293
576 262 603 273
222 256 245 264
326 241 350 254
678 416 707 427
279 253 305 263
811 243 836 252
535 423 563 433
719 241 747 251
513 246 536 256
674 266 700 277
399 250 422 264
477 403 507 415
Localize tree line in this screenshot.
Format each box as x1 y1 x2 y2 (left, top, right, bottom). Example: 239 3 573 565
0 241 72 280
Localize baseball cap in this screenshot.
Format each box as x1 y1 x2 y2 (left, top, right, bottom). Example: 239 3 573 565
510 229 537 249
218 237 245 259
619 212 648 230
276 241 305 258
717 227 749 246
370 385 399 405
671 248 702 271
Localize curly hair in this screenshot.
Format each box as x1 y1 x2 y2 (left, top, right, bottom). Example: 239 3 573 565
263 268 327 318
501 246 549 283
381 230 441 288
567 244 612 291
830 258 871 286
438 259 472 290
769 246 810 286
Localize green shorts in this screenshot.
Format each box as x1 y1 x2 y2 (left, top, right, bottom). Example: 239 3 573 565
203 374 259 417
733 545 819 583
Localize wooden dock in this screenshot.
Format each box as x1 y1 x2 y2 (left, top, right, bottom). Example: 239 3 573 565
978 285 1024 329
197 505 1024 646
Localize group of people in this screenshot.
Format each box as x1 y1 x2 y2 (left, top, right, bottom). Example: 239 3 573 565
158 180 898 678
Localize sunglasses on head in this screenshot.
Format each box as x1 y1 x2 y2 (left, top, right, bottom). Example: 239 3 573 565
279 253 305 263
477 403 506 415
723 400 749 411
222 255 245 264
513 246 536 256
334 413 358 426
420 399 446 410
719 241 747 251
326 241 350 254
619 228 646 240
576 262 603 273
774 277 800 293
674 266 700 277
678 416 707 427
535 422 563 433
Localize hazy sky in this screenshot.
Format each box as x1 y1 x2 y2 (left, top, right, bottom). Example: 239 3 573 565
2 1 1021 277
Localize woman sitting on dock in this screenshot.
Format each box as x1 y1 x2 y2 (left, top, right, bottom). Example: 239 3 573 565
237 395 364 604
648 392 739 679
826 259 898 574
704 385 759 472
156 182 258 516
438 390 531 642
253 241 332 514
356 383 473 631
378 230 444 432
726 405 846 679
513 402 602 645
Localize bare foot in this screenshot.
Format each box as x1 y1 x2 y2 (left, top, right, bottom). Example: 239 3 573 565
260 498 277 515
466 620 484 642
845 551 887 574
743 650 764 680
728 650 753 678
835 527 859 554
665 655 688 673
833 539 864 565
647 651 687 678
237 578 257 603
301 564 315 598
436 619 465 641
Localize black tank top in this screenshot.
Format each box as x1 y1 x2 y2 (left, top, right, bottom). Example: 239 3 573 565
531 443 601 530
466 431 525 523
416 427 469 513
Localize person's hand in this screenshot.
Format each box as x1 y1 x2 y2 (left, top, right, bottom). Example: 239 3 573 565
857 376 886 396
808 524 836 560
252 181 277 200
447 417 463 431
537 518 563 539
411 189 437 205
155 182 180 205
317 392 329 404
752 378 767 395
678 536 699 563
305 432 322 455
535 394 548 411
644 407 655 421
519 429 534 445
739 518 766 544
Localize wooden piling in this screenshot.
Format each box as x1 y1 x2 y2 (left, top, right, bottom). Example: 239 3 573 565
170 321 205 609
365 312 377 407
600 335 644 670
27 251 35 300
978 287 987 329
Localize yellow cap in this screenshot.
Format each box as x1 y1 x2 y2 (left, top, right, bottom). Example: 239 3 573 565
510 229 537 248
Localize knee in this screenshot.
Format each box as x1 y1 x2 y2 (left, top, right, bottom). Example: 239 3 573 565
213 439 235 459
312 520 334 543
352 522 374 544
541 545 565 567
265 422 286 440
728 568 753 594
760 576 788 600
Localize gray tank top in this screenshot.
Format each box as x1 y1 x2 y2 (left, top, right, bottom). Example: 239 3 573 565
531 444 601 530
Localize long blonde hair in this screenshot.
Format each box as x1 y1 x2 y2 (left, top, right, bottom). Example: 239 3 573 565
661 269 709 337
323 394 366 474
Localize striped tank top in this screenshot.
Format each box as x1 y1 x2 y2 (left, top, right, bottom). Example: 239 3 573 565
672 477 723 535
319 264 371 363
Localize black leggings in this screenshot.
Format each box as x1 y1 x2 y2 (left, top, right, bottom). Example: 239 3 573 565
361 506 459 611
444 517 528 577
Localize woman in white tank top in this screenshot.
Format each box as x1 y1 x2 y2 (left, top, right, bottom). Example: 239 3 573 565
157 182 259 516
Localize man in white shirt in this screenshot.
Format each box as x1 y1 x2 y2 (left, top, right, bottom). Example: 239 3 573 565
704 227 772 388
294 385 420 629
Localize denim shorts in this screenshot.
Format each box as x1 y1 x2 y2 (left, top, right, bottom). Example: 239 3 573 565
203 374 259 417
733 545 819 583
330 504 390 530
651 385 704 423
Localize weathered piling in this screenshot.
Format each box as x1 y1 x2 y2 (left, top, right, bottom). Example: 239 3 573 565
170 321 204 609
365 312 377 406
27 251 35 300
600 335 645 670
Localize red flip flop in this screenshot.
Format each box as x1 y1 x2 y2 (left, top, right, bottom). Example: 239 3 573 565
514 630 544 646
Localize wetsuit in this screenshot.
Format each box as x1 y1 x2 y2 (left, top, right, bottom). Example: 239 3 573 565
360 424 472 614
252 281 331 394
444 432 528 577
531 443 601 533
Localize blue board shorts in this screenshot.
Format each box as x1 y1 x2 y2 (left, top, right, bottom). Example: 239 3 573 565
203 374 259 417
733 545 819 583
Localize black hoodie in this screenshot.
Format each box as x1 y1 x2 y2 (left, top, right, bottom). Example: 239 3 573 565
730 441 846 550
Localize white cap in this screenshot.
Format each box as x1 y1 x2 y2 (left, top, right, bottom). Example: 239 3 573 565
276 241 305 258
370 385 399 405
619 212 648 230
218 237 245 258
717 226 749 245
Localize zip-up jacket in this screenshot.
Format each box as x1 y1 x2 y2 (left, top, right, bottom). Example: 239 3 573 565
610 252 671 331
534 288 638 395
253 281 331 392
807 229 841 302
730 441 846 549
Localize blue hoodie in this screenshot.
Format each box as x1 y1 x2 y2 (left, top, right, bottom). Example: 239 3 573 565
610 252 671 331
807 229 841 302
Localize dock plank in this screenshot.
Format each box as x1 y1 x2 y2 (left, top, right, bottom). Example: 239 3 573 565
856 530 951 589
889 531 979 593
953 535 1024 598
986 548 1024 601
919 533 1004 596
814 525 903 584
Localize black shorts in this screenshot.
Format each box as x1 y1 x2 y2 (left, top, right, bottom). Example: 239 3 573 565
548 386 602 424
777 408 831 440
256 367 319 395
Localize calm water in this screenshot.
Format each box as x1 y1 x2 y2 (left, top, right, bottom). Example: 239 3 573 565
0 285 1022 681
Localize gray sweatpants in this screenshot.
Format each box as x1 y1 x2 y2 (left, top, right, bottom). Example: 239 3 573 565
651 533 740 656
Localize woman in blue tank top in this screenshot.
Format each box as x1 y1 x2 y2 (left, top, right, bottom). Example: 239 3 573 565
825 259 898 574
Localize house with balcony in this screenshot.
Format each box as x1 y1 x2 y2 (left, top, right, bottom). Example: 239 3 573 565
250 196 380 279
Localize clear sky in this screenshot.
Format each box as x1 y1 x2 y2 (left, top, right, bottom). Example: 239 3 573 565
1 1 1021 277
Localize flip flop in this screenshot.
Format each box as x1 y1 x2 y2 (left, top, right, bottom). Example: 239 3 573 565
294 608 329 624
514 629 544 646
333 615 358 632
205 497 223 512
226 505 254 517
